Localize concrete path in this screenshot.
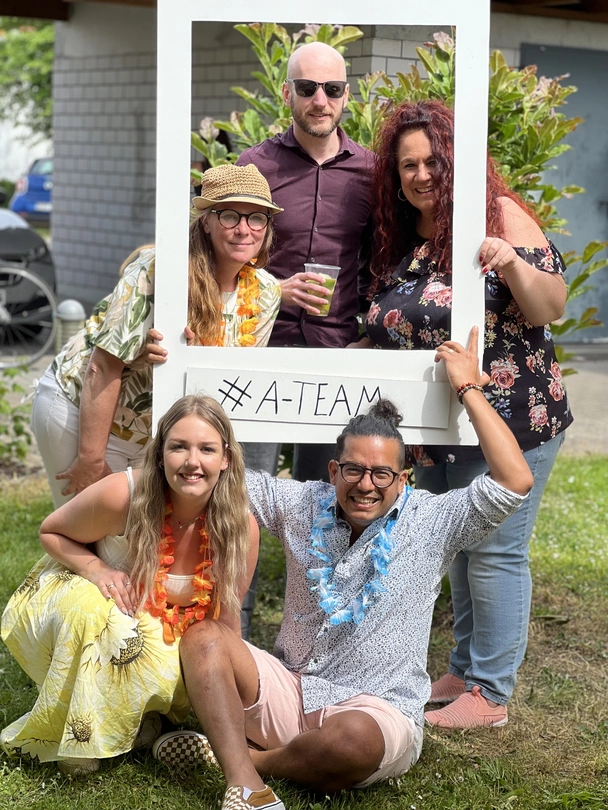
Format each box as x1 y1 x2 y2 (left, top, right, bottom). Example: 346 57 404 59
559 344 607 456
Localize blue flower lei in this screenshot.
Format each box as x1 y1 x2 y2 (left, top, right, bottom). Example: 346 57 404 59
306 488 411 626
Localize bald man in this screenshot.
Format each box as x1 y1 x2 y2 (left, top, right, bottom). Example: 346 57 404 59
237 42 374 476
236 43 374 637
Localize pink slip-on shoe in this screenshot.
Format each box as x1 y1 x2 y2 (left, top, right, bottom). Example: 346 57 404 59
424 685 508 728
428 673 466 704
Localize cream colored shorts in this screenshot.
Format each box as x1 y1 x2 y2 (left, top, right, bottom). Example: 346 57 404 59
243 643 423 787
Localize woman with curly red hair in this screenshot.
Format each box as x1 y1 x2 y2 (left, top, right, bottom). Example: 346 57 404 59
354 100 572 728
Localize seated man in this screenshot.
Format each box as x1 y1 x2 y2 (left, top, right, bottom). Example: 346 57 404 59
153 327 533 810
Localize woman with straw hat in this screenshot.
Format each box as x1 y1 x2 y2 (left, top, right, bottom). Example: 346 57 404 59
31 163 283 507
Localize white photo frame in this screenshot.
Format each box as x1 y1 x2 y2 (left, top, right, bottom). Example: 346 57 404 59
153 0 490 443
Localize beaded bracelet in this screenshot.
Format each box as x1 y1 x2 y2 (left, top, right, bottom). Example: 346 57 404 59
456 382 484 404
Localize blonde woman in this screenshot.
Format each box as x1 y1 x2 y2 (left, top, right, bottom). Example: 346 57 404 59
1 395 258 777
32 163 282 507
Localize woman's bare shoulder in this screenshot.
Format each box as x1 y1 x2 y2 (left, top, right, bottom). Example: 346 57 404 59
41 471 133 540
498 196 548 248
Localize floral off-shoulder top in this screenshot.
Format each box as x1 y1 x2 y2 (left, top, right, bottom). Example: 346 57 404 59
366 241 573 465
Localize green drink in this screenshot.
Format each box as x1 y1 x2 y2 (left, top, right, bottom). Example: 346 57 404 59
315 274 338 317
304 263 340 318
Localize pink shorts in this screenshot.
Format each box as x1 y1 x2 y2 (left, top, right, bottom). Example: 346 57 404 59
243 643 423 787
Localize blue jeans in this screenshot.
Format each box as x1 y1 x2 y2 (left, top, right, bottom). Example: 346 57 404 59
414 433 565 705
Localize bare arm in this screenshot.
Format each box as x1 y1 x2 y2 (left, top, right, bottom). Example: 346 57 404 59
436 327 533 496
40 472 138 614
55 346 126 496
218 513 260 636
480 197 567 326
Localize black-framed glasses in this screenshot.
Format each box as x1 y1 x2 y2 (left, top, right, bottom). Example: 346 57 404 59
210 209 271 231
336 462 400 488
287 79 348 99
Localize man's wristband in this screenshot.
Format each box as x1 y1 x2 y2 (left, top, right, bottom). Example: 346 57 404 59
456 382 484 404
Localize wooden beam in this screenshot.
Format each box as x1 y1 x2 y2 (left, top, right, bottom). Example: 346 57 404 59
0 0 69 20
67 0 156 7
492 2 608 23
507 1 581 6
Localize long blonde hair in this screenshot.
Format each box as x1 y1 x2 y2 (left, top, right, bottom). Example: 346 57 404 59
127 395 250 617
188 213 274 346
119 244 155 277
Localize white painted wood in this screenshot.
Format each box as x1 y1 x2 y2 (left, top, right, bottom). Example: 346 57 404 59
154 0 491 444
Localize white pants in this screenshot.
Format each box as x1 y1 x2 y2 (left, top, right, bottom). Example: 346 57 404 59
31 366 147 508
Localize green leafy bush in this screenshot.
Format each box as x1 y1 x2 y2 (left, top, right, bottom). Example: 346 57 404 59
0 368 32 464
0 179 16 207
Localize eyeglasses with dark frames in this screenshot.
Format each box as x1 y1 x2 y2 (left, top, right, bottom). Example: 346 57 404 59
287 79 348 99
210 209 271 231
336 462 400 488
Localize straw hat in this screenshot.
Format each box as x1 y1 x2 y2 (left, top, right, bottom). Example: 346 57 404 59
192 164 283 213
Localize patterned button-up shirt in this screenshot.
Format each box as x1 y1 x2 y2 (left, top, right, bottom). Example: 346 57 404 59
245 470 526 726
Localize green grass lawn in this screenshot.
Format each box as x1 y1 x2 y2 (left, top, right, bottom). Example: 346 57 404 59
1 456 607 810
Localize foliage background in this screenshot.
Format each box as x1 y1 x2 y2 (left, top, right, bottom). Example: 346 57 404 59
0 17 54 143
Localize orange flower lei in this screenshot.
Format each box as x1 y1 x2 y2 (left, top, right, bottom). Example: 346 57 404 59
146 503 219 645
235 263 261 346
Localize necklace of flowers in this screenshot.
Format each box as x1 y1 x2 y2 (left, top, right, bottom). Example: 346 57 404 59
145 502 218 645
235 262 261 346
306 488 411 626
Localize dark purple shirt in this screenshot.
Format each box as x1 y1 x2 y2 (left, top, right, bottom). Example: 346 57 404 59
237 126 374 348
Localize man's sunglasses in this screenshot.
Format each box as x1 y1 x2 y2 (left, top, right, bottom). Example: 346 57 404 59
287 79 348 99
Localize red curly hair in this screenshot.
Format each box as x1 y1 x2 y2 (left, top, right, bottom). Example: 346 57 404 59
370 100 536 296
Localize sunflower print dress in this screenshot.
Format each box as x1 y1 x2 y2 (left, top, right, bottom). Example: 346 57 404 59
0 475 191 763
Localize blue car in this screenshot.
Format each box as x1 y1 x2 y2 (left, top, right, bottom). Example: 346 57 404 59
9 157 53 224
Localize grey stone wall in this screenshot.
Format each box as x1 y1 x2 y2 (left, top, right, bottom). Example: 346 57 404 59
52 50 157 305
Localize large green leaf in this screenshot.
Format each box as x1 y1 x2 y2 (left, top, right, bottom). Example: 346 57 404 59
582 241 608 264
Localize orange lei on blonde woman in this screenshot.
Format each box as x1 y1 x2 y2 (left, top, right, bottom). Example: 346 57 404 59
146 503 219 644
235 263 262 346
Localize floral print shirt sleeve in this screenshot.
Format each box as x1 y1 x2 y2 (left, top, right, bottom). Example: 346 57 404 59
366 241 573 464
53 249 156 446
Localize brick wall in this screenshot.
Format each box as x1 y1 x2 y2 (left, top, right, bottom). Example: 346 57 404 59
52 50 158 304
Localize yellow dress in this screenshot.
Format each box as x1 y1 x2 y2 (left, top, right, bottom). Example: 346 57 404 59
0 482 191 762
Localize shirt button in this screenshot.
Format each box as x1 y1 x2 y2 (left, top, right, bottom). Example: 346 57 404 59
318 195 322 201
310 257 315 262
314 227 318 232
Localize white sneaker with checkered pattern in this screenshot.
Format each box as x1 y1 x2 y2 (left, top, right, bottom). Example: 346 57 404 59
221 785 285 810
152 730 219 768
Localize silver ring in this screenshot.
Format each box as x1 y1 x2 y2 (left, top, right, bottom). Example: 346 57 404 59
107 583 115 590
448 348 454 354
125 580 131 586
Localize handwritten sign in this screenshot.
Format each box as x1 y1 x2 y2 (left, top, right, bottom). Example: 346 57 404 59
186 368 450 429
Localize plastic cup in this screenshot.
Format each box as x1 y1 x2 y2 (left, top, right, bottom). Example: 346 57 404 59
304 263 340 317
